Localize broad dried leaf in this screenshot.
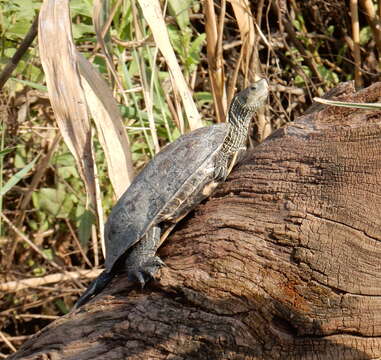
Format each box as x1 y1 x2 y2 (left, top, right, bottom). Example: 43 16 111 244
77 53 135 198
39 0 134 200
38 0 97 210
137 0 202 130
203 0 227 122
38 0 106 257
231 0 256 79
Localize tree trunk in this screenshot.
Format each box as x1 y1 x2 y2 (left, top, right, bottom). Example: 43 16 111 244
10 82 381 360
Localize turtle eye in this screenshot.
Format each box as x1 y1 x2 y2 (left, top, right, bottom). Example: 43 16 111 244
251 85 257 90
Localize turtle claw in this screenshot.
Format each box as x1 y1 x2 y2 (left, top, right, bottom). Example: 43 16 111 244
214 166 228 182
127 256 165 287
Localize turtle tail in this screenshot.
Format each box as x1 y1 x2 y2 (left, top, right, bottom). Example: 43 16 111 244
73 270 114 309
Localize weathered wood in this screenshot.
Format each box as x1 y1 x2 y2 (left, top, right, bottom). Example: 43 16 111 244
10 82 381 360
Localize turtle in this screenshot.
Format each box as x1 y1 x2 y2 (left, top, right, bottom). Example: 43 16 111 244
74 78 268 308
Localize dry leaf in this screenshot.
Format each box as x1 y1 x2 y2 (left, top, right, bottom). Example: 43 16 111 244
231 0 256 76
203 0 227 122
39 0 137 258
38 0 98 210
77 53 135 198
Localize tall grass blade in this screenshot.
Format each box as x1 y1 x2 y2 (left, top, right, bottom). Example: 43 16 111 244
9 78 47 92
0 156 38 197
93 0 124 90
137 0 202 130
77 53 135 197
231 0 256 83
0 147 16 158
313 98 381 109
131 1 160 152
203 0 226 123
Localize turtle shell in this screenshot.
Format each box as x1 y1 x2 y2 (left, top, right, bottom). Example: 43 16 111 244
104 123 227 271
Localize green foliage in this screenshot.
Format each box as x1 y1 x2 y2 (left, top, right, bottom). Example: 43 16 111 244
77 209 95 248
0 142 38 234
0 0 208 264
194 91 213 106
359 26 372 46
0 154 39 197
292 15 304 32
0 147 16 158
54 298 70 314
70 0 94 39
326 25 335 37
54 152 79 180
33 185 75 219
0 0 39 39
70 0 93 18
168 25 206 78
0 0 97 251
318 64 339 84
2 0 381 353
0 124 5 236
26 147 87 238
0 0 42 92
0 0 96 93
168 0 192 30
10 78 47 92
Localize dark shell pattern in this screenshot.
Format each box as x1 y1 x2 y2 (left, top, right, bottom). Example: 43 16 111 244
104 123 227 270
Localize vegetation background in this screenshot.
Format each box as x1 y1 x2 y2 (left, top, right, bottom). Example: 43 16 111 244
0 0 380 356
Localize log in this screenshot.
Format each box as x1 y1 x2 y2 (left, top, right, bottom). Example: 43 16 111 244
10 81 381 360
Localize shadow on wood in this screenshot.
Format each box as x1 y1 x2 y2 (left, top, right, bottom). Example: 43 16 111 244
9 81 381 359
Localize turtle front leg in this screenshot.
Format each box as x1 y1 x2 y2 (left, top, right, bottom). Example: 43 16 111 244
214 151 230 181
125 226 165 287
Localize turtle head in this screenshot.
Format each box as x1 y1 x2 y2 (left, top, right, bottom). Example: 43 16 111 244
228 78 268 126
242 78 269 110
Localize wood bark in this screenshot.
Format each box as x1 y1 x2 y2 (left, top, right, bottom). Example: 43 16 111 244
9 82 381 360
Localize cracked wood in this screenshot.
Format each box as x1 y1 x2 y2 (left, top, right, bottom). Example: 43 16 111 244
9 81 381 360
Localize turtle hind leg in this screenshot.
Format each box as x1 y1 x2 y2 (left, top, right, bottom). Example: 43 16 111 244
73 270 114 309
125 226 165 287
128 255 165 287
